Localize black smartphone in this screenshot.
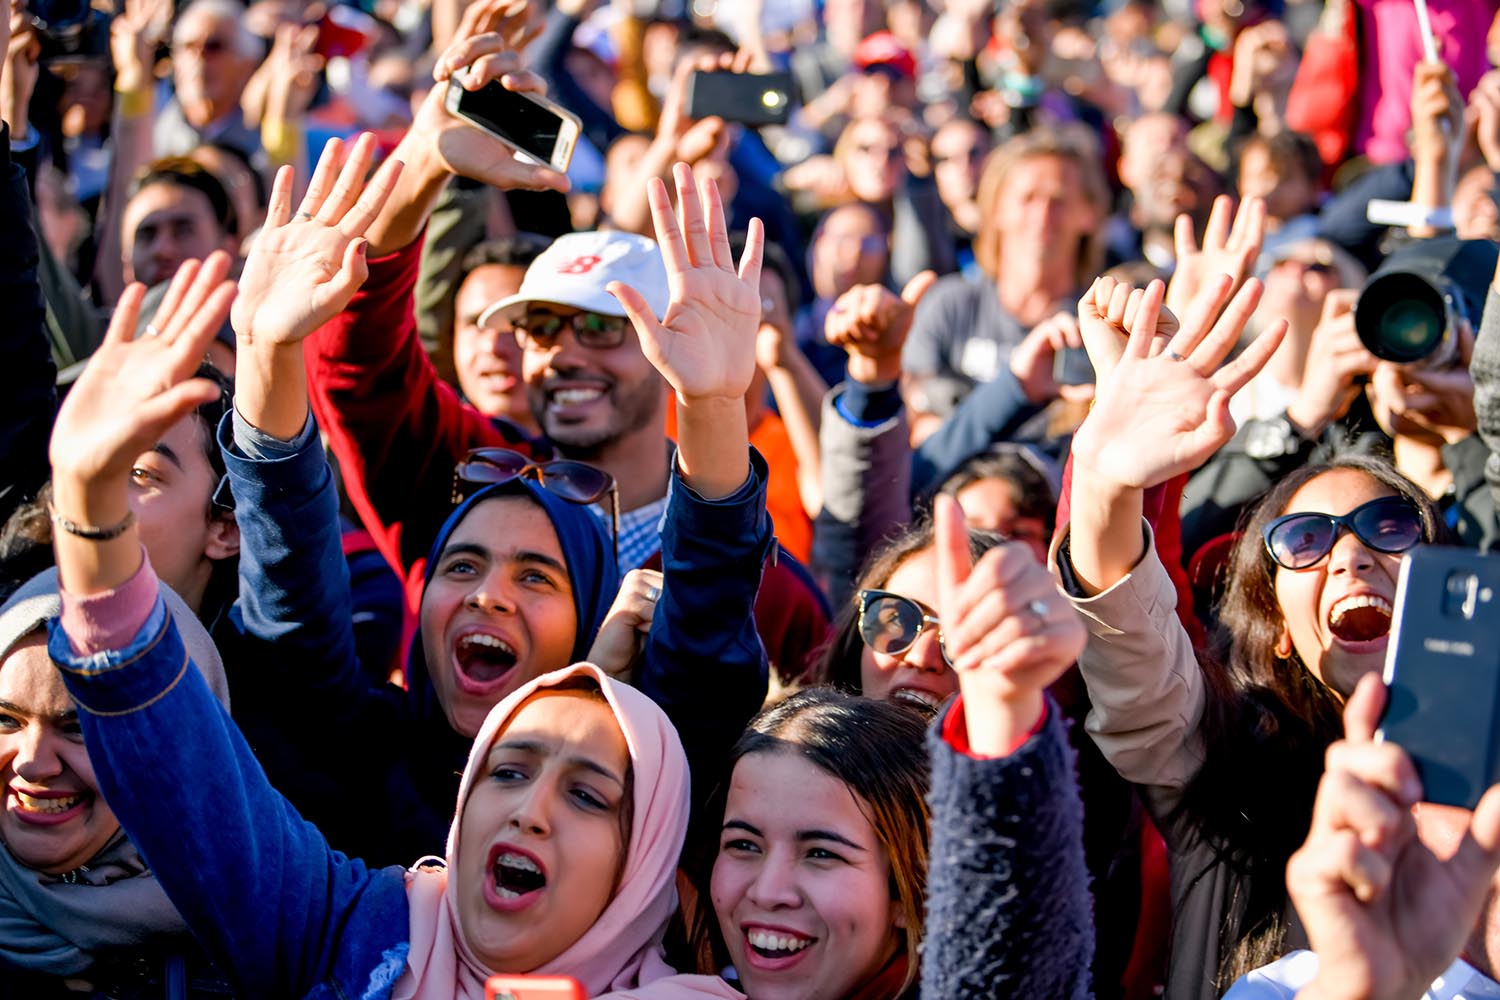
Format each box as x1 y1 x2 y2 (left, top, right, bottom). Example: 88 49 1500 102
444 68 582 171
1053 345 1095 386
1377 546 1500 808
685 70 794 127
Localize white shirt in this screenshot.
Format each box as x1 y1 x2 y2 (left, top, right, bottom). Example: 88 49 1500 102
1224 950 1500 1000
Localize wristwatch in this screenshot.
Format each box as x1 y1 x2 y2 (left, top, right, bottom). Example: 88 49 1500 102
1242 414 1307 460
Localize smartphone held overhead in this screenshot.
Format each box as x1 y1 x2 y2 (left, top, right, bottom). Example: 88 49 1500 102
1378 546 1500 809
685 70 795 127
446 68 583 172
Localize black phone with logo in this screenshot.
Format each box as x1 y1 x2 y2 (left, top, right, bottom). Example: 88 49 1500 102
685 70 794 127
1377 546 1500 809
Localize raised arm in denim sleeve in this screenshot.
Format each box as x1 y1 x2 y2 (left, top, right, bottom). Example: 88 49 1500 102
46 608 409 1000
219 409 367 710
639 448 773 806
909 367 1041 494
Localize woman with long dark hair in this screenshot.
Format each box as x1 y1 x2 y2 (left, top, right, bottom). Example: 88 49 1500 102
1059 273 1445 998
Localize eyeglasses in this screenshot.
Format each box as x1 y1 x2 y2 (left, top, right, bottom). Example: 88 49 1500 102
514 311 631 351
1262 496 1424 571
173 37 229 58
856 590 953 667
452 448 620 563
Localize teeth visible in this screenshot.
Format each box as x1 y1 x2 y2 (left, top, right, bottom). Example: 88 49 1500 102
1330 594 1393 623
497 852 541 874
13 791 82 814
462 634 515 654
552 388 603 405
496 886 520 898
892 689 940 710
747 930 813 954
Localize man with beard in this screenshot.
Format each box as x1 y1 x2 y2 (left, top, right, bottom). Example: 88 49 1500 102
302 5 830 679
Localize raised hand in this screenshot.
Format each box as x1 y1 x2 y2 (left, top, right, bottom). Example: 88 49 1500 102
420 0 569 194
933 494 1084 756
1071 274 1286 493
1166 195 1265 316
1468 69 1500 173
609 161 762 498
824 271 937 384
610 162 764 404
1008 309 1093 404
108 0 170 97
1289 675 1500 1000
587 568 664 681
1076 274 1180 385
1286 289 1378 436
1410 60 1464 166
50 254 236 523
232 133 402 349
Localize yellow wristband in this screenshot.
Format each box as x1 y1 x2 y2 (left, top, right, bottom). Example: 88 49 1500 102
262 118 303 165
114 87 151 119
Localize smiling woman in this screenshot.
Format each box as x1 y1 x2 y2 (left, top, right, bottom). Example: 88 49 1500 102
0 569 231 993
1060 272 1447 998
705 690 931 1000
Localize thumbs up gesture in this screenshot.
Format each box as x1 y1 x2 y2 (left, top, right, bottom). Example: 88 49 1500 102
934 495 1086 756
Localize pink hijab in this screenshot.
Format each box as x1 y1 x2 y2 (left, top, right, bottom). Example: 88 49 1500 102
394 664 743 1000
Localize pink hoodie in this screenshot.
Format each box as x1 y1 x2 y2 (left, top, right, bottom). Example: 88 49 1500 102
1354 0 1498 164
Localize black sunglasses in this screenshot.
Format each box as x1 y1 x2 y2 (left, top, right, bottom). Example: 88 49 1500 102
1262 496 1424 571
513 311 631 351
452 448 620 564
856 590 953 667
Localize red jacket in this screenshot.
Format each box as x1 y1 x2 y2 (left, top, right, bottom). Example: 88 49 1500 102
305 236 831 675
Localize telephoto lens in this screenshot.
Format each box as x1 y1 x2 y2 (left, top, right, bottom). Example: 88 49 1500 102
1354 237 1498 368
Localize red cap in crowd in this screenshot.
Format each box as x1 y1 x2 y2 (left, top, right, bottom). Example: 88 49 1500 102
853 31 917 81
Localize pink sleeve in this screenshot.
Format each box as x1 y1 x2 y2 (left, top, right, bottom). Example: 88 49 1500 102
60 549 162 655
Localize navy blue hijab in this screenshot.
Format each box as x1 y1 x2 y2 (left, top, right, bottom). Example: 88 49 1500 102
407 479 620 716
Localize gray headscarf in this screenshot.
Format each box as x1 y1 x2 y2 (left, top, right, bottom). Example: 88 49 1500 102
0 568 230 976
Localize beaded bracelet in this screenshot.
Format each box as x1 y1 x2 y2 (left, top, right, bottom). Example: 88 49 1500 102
49 508 136 542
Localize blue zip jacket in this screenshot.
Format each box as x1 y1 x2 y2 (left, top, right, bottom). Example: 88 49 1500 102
48 603 413 1000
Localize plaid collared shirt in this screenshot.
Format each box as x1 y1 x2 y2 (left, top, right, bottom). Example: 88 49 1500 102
592 493 667 574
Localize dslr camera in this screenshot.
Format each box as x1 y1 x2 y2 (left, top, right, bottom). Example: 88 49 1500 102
1355 237 1498 369
28 0 114 63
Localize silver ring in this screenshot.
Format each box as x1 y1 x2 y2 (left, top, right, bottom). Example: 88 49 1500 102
294 210 314 221
1026 599 1051 618
1165 349 1186 362
144 323 162 338
644 585 661 603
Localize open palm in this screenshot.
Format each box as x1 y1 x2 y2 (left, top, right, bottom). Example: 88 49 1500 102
610 162 763 402
51 255 236 486
231 133 401 348
1072 273 1285 491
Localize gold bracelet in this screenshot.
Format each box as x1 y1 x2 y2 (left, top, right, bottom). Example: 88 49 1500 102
49 507 136 541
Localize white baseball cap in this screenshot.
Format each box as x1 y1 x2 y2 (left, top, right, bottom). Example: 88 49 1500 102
478 230 670 329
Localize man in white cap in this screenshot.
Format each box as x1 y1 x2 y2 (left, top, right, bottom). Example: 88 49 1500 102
301 1 830 679
475 230 675 569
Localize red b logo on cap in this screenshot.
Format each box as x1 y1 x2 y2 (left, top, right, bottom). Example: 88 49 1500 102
557 255 602 275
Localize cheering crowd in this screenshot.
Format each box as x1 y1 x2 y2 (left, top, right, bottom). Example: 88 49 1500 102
7 0 1500 998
